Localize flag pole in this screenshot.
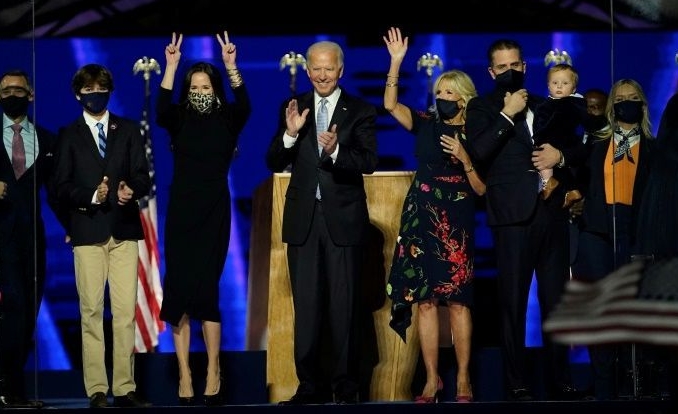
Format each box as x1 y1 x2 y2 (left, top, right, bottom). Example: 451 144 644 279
132 56 164 353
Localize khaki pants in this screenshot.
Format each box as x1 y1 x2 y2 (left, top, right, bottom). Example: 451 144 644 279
74 237 138 397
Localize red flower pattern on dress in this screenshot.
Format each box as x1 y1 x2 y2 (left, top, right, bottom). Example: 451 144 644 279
422 201 473 296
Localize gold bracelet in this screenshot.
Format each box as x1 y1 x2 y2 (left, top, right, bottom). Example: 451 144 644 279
465 165 475 173
226 68 243 88
387 74 399 78
386 81 398 87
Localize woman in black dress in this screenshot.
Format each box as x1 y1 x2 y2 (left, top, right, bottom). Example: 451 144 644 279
156 31 251 406
383 27 485 403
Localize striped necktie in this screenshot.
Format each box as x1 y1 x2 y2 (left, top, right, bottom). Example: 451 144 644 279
96 122 106 157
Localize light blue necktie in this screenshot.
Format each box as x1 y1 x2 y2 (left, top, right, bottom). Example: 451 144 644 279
316 98 328 200
96 122 106 157
317 98 328 153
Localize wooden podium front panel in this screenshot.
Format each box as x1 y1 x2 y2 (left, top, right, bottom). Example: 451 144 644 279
258 172 419 402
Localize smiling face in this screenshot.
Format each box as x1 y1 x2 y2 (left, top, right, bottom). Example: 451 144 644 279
306 42 343 98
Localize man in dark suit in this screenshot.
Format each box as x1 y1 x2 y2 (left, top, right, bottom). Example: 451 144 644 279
0 70 58 408
465 39 583 401
51 63 151 408
266 40 378 405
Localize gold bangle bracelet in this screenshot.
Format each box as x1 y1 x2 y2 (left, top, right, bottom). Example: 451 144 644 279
386 82 398 87
227 68 243 88
465 165 475 173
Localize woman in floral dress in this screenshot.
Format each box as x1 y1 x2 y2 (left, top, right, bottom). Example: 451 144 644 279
383 27 486 403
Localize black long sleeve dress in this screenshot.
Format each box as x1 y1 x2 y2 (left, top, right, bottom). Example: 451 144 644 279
156 84 251 326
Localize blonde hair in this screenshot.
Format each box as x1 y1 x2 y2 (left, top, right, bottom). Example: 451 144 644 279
547 63 579 88
597 78 653 140
433 70 478 119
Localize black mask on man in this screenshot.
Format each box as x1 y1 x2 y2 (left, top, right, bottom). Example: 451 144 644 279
613 100 643 124
494 69 524 93
582 114 608 132
0 95 29 119
436 98 462 120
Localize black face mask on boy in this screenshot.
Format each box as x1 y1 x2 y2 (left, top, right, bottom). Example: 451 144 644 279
78 92 110 115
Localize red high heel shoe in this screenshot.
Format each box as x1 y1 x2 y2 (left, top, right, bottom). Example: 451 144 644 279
414 377 443 404
455 382 473 402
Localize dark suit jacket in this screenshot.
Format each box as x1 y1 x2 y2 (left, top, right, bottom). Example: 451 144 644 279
0 117 57 251
466 89 545 226
266 88 378 246
52 113 150 246
466 89 585 226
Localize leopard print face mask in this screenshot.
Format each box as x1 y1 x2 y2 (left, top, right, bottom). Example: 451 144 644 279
188 91 215 113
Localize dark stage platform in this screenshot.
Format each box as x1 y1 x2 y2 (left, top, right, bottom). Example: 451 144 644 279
3 399 676 414
10 350 676 413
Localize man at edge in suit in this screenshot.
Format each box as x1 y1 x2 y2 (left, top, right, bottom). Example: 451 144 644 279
266 40 378 405
0 69 58 408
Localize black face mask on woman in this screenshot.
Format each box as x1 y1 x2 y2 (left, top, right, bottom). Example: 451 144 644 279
494 69 524 93
436 98 461 120
613 100 643 124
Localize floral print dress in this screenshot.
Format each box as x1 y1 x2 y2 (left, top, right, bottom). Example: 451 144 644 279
387 109 476 342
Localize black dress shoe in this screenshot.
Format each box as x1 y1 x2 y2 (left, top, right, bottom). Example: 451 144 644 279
508 387 534 401
89 392 109 408
0 395 44 408
334 391 359 404
113 391 151 407
278 392 324 405
551 384 583 401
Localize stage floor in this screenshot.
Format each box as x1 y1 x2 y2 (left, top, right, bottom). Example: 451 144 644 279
4 398 675 414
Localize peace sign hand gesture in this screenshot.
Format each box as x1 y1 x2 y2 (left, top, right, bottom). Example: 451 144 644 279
165 32 183 66
216 31 237 67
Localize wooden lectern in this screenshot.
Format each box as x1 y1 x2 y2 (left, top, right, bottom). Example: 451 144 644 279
247 171 420 403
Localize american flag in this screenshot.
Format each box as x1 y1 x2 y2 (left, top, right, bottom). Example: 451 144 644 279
543 257 678 346
134 115 165 352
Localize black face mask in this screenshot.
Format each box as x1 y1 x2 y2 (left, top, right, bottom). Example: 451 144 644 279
78 92 110 114
436 98 462 120
614 100 643 124
0 95 29 119
582 114 608 132
494 69 524 93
